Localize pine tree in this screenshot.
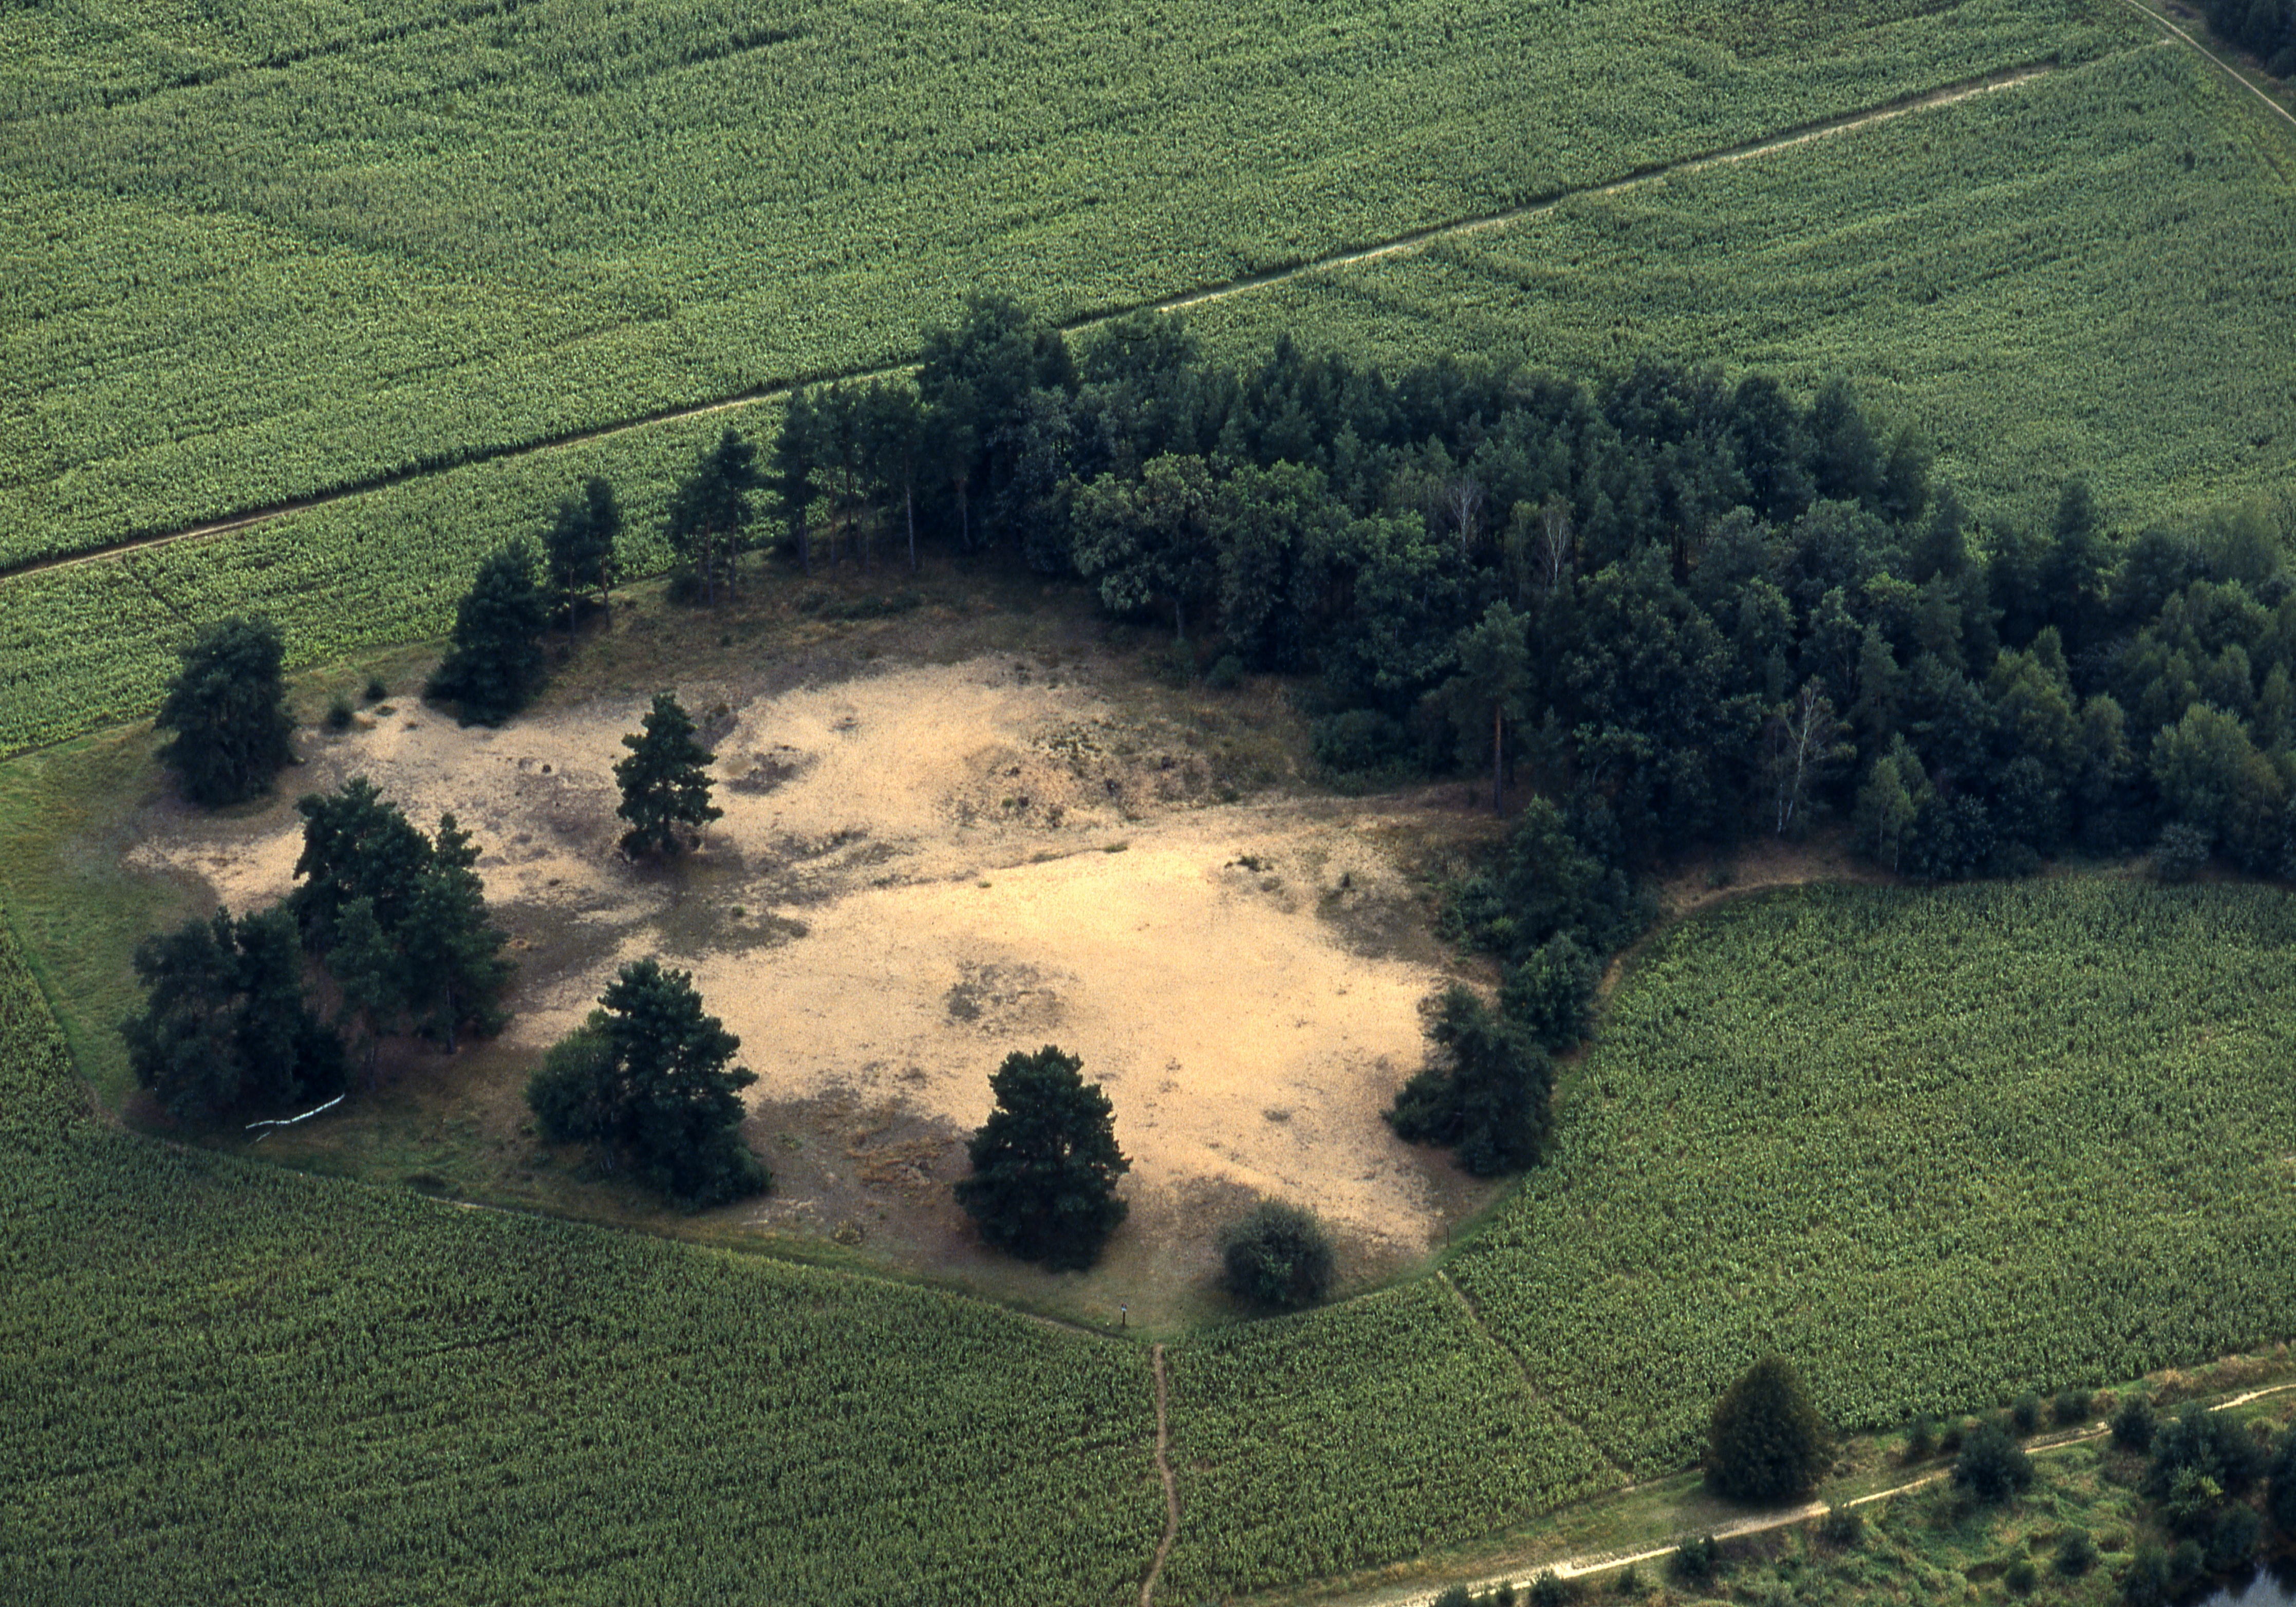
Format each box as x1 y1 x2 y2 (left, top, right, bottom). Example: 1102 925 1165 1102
545 478 622 630
526 959 767 1206
1707 1357 1830 1503
614 693 722 857
119 905 345 1119
667 428 759 603
954 1045 1130 1270
155 616 296 806
425 541 549 725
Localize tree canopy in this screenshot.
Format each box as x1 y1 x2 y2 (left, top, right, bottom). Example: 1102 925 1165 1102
614 692 721 857
545 476 622 627
155 615 296 807
1218 1199 1337 1311
1385 984 1552 1176
667 427 759 604
526 958 768 1207
119 905 345 1121
424 540 550 725
1706 1356 1830 1504
953 1045 1129 1270
288 778 513 1070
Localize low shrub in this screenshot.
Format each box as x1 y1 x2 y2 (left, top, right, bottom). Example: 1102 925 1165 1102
2011 1391 2042 1435
2053 1388 2094 1427
2113 1393 2158 1452
2054 1528 2097 1577
1218 1200 1336 1310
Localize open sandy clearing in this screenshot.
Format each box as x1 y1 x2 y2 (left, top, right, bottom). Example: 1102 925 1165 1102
135 655 1475 1263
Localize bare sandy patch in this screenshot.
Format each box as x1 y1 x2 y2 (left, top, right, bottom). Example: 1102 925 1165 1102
134 655 1472 1265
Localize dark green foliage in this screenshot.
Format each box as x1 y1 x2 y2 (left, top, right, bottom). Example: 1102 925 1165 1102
1706 1356 1828 1504
287 779 513 1058
119 905 345 1120
2010 1391 2042 1435
424 541 550 724
1527 1571 1572 1607
324 693 353 731
1904 1414 1937 1462
1313 707 1412 774
1818 1505 1863 1547
1433 1587 1474 1607
545 476 623 625
1952 1421 2034 1505
1218 1199 1336 1310
1385 985 1552 1176
1449 794 1652 965
2053 1388 2094 1427
1670 1536 1721 1584
526 959 767 1207
667 428 759 603
2207 1503 2262 1572
362 677 387 703
954 1045 1129 1270
2115 1392 2159 1452
2054 1529 2097 1577
2269 1426 2296 1537
1205 653 1244 690
155 616 295 806
614 692 721 857
2147 1402 2267 1500
1500 932 1599 1051
2123 1542 2177 1607
2004 1557 2038 1595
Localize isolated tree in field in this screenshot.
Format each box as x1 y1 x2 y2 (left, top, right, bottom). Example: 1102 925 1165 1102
1706 1356 1829 1503
155 615 296 806
119 905 345 1120
668 427 759 603
955 1045 1129 1270
545 477 622 628
526 958 768 1206
425 541 550 725
1438 600 1535 814
1385 985 1551 1176
614 693 721 857
1219 1199 1336 1310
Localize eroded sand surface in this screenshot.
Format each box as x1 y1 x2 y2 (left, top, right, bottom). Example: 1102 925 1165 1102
136 658 1461 1255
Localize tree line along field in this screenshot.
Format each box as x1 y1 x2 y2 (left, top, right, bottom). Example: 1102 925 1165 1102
6 11 2295 760
1181 39 2296 528
0 0 2107 570
11 851 2296 1598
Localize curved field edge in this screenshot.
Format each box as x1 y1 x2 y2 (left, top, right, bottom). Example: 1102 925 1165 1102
0 0 2110 568
1447 879 2296 1478
0 919 1168 1606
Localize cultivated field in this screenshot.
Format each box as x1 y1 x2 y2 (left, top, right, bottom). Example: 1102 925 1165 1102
0 0 2100 567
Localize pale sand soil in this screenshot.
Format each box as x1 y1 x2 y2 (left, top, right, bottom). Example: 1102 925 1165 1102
135 656 1480 1269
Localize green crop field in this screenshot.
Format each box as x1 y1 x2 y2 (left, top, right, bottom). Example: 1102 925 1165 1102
0 920 1169 1605
0 0 2098 569
1447 880 2296 1481
1184 40 2296 530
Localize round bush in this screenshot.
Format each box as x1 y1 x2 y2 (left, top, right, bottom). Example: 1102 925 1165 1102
1953 1421 2034 1505
1905 1413 1937 1462
2053 1388 2094 1427
2113 1392 2158 1452
2011 1391 2042 1435
1218 1200 1336 1310
2154 821 2212 883
2005 1558 2038 1596
2055 1528 2097 1577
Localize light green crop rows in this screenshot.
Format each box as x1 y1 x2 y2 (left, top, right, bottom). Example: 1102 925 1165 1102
0 0 2104 566
1186 42 2296 528
1160 1277 1613 1600
1447 880 2296 1479
0 918 1167 1606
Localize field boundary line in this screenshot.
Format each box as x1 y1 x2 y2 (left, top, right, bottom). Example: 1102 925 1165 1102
0 60 2060 591
1435 1271 1632 1482
2108 0 2296 133
1143 1342 1180 1607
